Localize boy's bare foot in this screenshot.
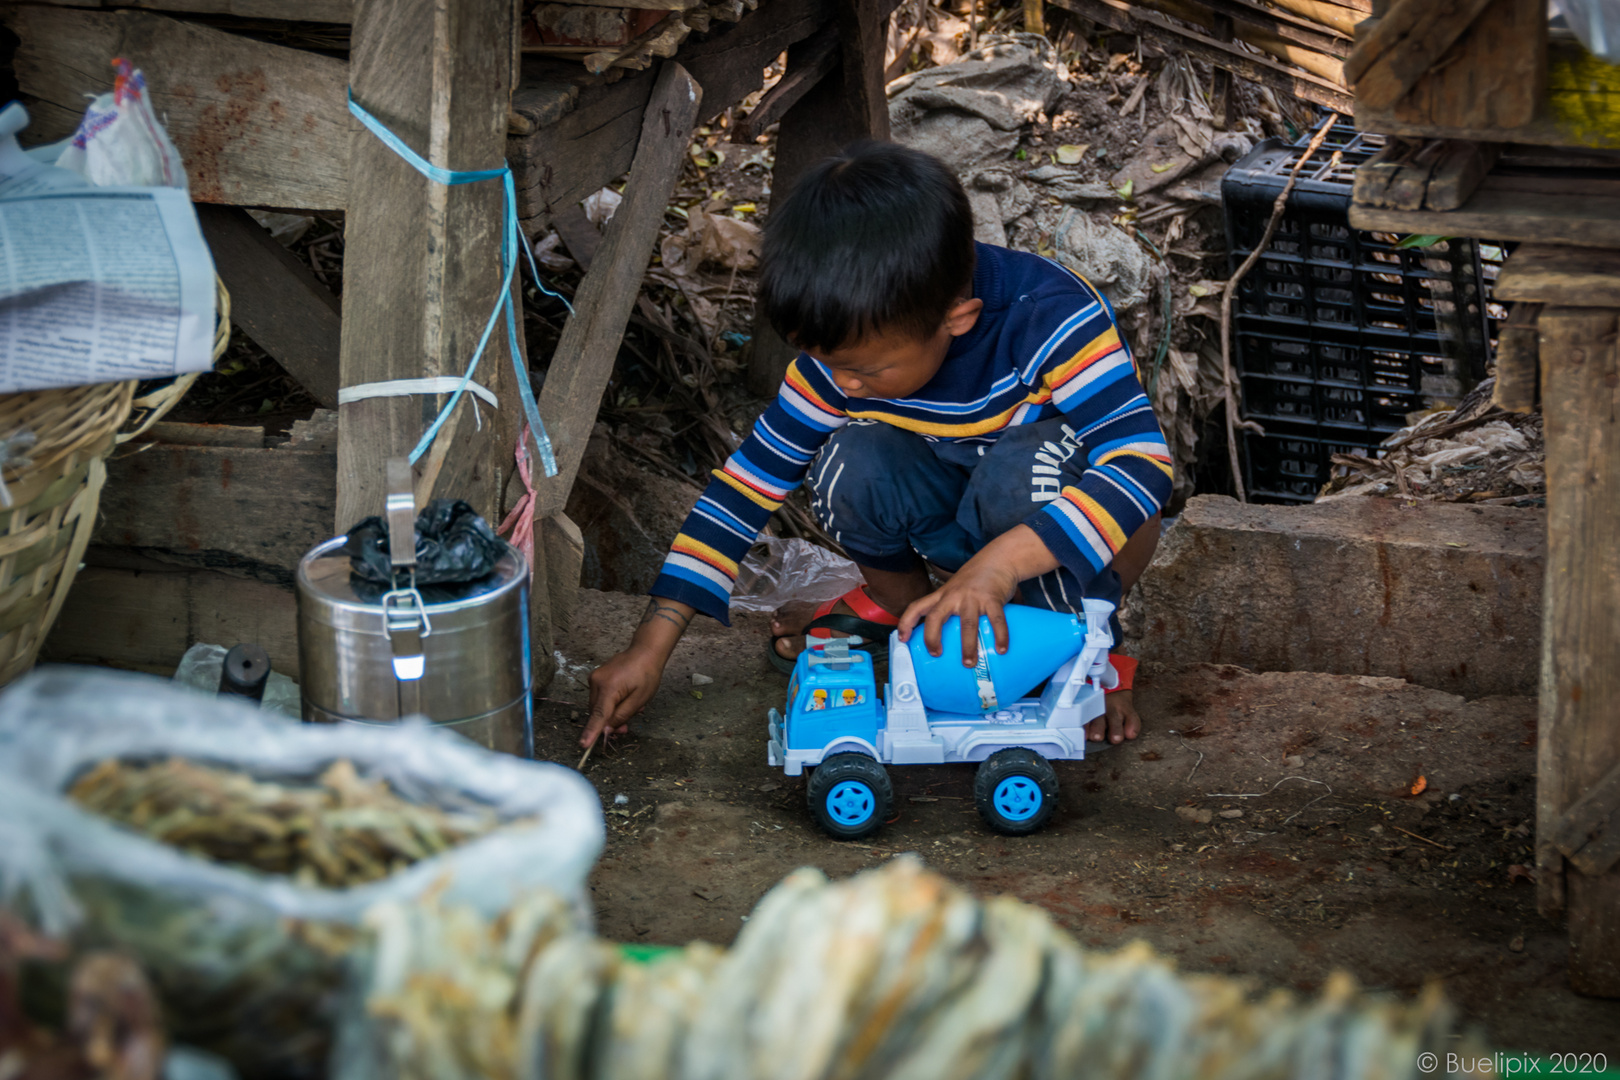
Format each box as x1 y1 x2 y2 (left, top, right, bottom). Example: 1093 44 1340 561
1086 689 1142 745
770 597 864 661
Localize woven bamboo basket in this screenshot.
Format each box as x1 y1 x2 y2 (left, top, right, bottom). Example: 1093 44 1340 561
0 280 230 688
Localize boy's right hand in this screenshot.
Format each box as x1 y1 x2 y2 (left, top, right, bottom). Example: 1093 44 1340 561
579 596 696 748
582 646 665 747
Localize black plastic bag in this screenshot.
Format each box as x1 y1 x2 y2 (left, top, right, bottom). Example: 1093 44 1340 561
345 499 504 600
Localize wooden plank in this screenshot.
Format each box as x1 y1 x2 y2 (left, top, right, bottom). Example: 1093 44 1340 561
744 0 894 396
337 0 519 531
1491 301 1540 414
731 22 840 142
1357 36 1605 148
509 0 840 233
95 443 337 578
1343 0 1497 110
541 512 586 633
42 565 299 677
835 0 892 143
531 61 704 518
1136 0 1349 75
1048 0 1354 111
1423 140 1499 210
1495 244 1620 307
552 201 605 271
1 6 349 209
1388 0 1544 131
35 0 354 20
196 205 342 409
1351 137 1418 207
1552 758 1620 877
1348 174 1620 250
1185 0 1350 54
1267 0 1368 33
1536 304 1620 996
142 422 265 448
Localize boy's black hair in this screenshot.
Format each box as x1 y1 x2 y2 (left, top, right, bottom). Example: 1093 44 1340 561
759 141 975 353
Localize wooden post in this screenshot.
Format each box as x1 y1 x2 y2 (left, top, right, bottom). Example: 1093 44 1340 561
523 62 703 662
337 0 519 531
747 0 892 396
1536 304 1620 997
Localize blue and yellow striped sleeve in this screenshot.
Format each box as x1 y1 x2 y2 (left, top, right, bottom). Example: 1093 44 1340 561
1018 268 1173 589
650 357 849 624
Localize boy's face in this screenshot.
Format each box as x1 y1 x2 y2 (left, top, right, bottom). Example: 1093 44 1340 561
805 298 984 399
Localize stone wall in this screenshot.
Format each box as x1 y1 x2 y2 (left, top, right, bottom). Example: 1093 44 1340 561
1125 496 1545 698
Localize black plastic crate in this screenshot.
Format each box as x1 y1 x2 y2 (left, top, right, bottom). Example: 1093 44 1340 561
1221 115 1498 503
1243 420 1374 504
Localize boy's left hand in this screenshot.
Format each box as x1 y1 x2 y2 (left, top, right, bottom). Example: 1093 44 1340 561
897 524 1060 668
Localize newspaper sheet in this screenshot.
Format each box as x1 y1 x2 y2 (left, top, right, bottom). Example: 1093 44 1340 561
0 186 217 393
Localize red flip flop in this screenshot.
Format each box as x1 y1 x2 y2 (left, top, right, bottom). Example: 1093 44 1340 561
806 584 899 639
767 584 899 674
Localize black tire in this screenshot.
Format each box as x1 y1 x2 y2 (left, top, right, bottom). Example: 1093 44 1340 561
974 749 1059 835
806 753 894 840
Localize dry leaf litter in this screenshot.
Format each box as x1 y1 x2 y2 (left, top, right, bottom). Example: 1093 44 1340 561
1318 379 1545 506
68 758 509 889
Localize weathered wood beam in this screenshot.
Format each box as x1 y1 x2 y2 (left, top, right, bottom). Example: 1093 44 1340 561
1536 305 1620 996
336 0 519 531
509 0 841 233
95 435 337 581
731 23 840 143
1349 172 1620 250
531 61 704 518
43 565 299 677
745 0 893 396
1491 301 1541 415
1553 759 1620 877
1344 0 1498 110
1 6 349 208
1495 244 1620 309
29 0 354 20
196 206 342 409
1048 0 1353 111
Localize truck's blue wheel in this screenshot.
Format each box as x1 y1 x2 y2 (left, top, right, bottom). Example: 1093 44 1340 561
806 753 893 840
974 749 1058 835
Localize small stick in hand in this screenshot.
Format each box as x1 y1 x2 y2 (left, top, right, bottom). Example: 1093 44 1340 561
577 731 601 771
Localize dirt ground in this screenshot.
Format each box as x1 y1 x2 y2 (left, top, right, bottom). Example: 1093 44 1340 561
535 588 1620 1060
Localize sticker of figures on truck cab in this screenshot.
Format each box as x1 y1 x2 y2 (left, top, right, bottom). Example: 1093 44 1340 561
768 600 1117 839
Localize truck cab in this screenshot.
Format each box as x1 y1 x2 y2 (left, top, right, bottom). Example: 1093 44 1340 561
779 641 881 760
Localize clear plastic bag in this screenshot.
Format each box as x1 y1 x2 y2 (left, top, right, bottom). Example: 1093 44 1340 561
1558 0 1620 63
729 536 866 614
54 61 188 190
0 667 604 1080
172 642 302 719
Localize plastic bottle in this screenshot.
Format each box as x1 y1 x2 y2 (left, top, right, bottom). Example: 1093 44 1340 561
905 605 1087 714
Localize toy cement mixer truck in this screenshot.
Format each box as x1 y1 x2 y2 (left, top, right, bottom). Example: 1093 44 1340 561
767 600 1118 840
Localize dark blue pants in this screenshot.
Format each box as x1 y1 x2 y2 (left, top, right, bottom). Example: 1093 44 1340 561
805 416 1124 623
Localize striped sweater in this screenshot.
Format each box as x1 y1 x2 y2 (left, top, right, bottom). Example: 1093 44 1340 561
652 243 1173 625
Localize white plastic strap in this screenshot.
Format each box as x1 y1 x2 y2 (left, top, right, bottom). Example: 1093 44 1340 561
340 378 499 410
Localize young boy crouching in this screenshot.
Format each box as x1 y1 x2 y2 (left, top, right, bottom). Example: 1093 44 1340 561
582 141 1171 748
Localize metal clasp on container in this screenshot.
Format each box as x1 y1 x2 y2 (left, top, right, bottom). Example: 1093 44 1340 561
381 587 432 681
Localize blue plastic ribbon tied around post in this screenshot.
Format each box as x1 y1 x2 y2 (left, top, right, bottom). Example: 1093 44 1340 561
345 89 569 477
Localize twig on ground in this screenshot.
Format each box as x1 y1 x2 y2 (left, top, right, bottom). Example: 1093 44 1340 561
1389 823 1453 851
1205 775 1334 825
1219 115 1341 502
